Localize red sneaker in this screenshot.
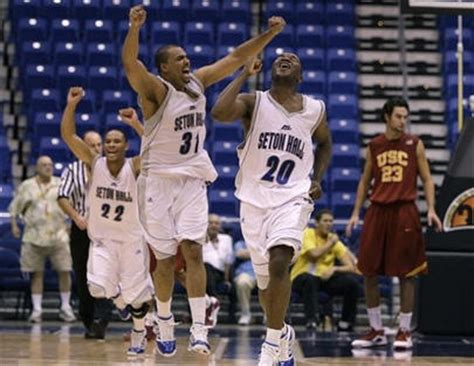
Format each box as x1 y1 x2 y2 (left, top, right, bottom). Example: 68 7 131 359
351 328 387 348
394 329 413 349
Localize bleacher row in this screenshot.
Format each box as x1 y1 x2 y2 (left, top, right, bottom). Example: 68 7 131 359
0 0 367 220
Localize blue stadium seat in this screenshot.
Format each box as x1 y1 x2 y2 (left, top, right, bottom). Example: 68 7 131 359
221 0 250 24
39 0 71 19
444 51 473 73
264 1 295 23
39 137 70 162
84 19 114 43
53 161 69 177
300 71 325 95
332 143 359 167
102 90 133 113
71 0 102 20
296 25 324 48
212 122 242 142
330 118 358 143
326 25 355 49
331 168 360 192
88 66 118 94
57 65 87 95
185 22 214 45
118 20 148 44
17 17 48 42
327 48 357 71
21 41 51 67
296 2 324 25
217 22 248 46
297 48 324 70
127 138 140 156
315 194 330 211
75 90 96 114
326 2 355 25
192 0 219 20
86 42 116 66
328 71 358 94
75 113 100 136
446 74 474 98
187 45 214 69
212 141 239 165
151 21 181 45
30 88 61 112
11 0 41 20
51 18 79 42
209 189 237 216
331 192 355 219
217 45 235 59
33 112 62 139
213 165 238 190
328 94 358 119
25 64 55 89
54 42 83 66
161 0 190 21
102 0 131 21
270 25 294 47
443 27 472 50
104 113 134 136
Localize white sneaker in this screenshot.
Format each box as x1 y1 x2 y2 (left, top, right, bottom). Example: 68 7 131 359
188 323 211 355
127 329 146 356
279 324 295 366
28 309 42 323
258 342 279 366
155 315 177 357
238 313 252 326
59 307 76 322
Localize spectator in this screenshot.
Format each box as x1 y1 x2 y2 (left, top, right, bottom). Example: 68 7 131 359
291 209 361 332
233 240 257 325
9 156 76 323
202 214 235 324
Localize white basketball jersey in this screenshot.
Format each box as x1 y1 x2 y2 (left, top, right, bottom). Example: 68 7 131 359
87 157 142 242
235 91 325 209
140 74 217 182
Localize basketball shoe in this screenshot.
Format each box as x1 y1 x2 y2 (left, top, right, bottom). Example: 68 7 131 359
278 323 295 366
351 328 387 348
393 329 413 349
155 315 177 357
127 329 146 356
258 341 279 366
188 323 211 355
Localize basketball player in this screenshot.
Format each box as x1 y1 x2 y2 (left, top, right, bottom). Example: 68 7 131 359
61 87 154 356
211 56 332 366
345 97 442 349
122 4 286 356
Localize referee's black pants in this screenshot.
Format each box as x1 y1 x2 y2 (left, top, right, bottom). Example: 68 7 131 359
70 222 112 330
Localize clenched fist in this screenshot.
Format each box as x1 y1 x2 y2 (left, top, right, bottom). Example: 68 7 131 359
67 87 84 106
129 5 147 28
267 16 286 35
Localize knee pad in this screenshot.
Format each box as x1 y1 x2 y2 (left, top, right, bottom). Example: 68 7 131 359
88 282 107 299
256 274 270 291
128 302 150 319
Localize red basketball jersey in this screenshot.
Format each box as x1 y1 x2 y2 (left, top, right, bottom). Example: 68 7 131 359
369 133 419 204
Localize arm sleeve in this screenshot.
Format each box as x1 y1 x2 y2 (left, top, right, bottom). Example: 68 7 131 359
9 182 27 217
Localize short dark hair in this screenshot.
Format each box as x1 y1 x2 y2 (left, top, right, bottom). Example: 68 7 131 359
381 97 410 123
315 209 334 222
104 128 128 142
154 44 179 73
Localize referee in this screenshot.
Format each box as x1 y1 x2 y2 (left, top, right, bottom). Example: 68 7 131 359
57 131 112 339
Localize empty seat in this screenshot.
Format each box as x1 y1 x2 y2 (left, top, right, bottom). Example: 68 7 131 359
102 90 133 113
270 25 294 47
297 48 324 70
187 45 214 69
161 0 190 21
57 65 87 95
213 165 238 190
84 19 114 43
75 113 100 136
86 42 117 66
300 71 325 95
10 0 40 20
221 0 250 24
328 71 358 94
331 168 360 192
264 1 295 23
212 141 239 165
444 51 473 73
443 27 473 50
331 192 355 218
54 42 83 66
127 139 140 156
71 0 102 20
51 18 79 42
151 21 181 45
330 119 358 143
326 2 355 25
21 41 51 67
53 161 69 177
39 0 71 19
217 45 235 59
217 22 248 46
446 74 474 98
88 66 118 93
327 25 355 49
25 64 55 89
39 137 70 162
33 112 61 139
209 189 237 216
212 122 242 141
30 89 61 112
332 143 359 167
17 17 48 42
102 0 131 21
192 0 219 20
296 25 324 48
75 90 96 114
185 22 214 45
327 48 357 71
296 2 324 25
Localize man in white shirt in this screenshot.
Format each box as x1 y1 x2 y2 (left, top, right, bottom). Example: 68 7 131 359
202 214 235 325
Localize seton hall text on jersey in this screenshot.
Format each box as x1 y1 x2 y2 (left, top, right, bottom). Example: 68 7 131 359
96 187 133 202
174 112 204 131
257 132 305 160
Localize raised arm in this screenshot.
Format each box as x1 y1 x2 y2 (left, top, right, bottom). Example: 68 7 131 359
122 5 167 116
118 107 142 176
345 148 373 237
416 139 442 231
309 115 332 200
194 17 286 88
211 59 261 130
60 87 97 166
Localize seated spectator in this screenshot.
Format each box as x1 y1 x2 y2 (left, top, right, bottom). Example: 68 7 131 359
290 209 361 332
233 240 256 325
202 214 236 324
9 156 76 323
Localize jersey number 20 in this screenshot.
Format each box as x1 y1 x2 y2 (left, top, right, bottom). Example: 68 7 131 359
101 204 125 222
261 155 295 185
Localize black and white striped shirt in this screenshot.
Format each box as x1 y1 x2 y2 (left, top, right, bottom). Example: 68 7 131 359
58 160 88 216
